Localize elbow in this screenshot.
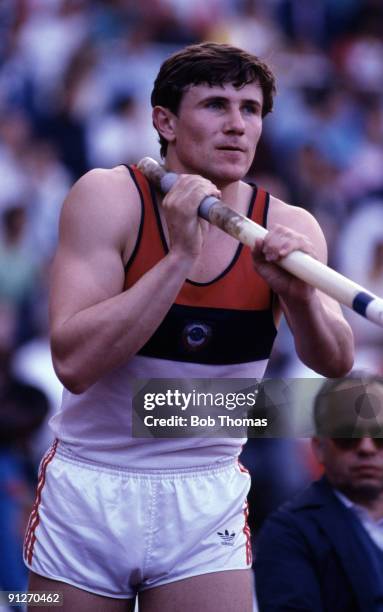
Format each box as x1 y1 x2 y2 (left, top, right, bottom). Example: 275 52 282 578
51 332 94 394
52 355 91 395
323 356 354 378
300 356 353 378
334 350 354 378
331 324 355 377
307 318 354 378
65 379 90 395
298 340 354 378
315 336 354 378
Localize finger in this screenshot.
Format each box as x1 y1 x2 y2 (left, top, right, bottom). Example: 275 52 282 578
253 259 291 285
164 179 221 212
252 238 265 260
262 231 316 261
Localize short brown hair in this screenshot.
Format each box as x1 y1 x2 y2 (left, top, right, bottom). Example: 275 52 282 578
151 42 276 157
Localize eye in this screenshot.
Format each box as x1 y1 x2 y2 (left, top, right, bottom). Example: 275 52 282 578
242 103 259 115
206 99 224 110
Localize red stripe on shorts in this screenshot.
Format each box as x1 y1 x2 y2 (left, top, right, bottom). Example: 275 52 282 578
237 460 250 475
237 460 252 565
24 439 58 564
243 500 252 565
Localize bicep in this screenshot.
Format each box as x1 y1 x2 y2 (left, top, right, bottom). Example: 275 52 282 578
49 168 137 330
49 242 125 329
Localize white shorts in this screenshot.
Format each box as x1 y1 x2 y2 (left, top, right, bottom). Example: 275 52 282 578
24 441 252 599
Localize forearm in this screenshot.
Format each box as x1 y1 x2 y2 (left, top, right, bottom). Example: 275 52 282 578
281 291 354 377
51 251 193 392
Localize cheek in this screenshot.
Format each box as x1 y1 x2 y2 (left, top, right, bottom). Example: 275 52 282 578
190 124 211 146
252 121 262 144
178 123 206 151
325 455 351 480
184 128 212 160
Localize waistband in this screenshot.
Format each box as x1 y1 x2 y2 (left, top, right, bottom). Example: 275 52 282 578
54 441 238 479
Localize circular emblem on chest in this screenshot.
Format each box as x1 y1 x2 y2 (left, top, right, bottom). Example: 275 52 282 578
182 322 212 352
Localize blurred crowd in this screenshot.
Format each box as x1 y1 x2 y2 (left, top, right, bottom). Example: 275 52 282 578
1 0 383 380
1 0 383 599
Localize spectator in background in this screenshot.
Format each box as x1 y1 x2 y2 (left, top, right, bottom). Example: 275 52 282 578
338 100 383 202
0 206 38 309
21 138 71 263
0 110 32 212
0 0 381 604
86 93 159 168
336 199 383 372
0 301 49 597
256 374 383 612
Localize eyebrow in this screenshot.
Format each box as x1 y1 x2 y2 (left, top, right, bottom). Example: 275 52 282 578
200 95 262 109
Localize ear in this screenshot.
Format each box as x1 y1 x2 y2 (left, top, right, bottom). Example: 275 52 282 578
311 436 325 465
152 106 177 145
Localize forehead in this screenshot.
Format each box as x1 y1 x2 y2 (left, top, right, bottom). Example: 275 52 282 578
180 82 264 106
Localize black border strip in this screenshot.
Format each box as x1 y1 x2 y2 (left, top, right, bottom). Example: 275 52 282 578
263 191 270 228
149 180 168 255
124 166 145 271
187 185 258 287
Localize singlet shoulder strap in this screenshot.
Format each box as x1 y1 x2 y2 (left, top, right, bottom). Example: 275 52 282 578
124 165 166 289
250 185 270 228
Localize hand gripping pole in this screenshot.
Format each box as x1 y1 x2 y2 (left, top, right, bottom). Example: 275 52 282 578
137 157 383 327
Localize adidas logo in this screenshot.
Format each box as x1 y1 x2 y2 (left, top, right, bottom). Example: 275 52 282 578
217 529 236 546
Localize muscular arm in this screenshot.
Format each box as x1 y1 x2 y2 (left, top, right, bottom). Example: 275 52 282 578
253 199 354 377
50 168 219 393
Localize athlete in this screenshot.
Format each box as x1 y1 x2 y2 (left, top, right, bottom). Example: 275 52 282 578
24 43 354 612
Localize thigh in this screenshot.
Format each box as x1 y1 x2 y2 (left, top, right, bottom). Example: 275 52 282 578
25 447 144 600
28 572 136 612
138 569 254 612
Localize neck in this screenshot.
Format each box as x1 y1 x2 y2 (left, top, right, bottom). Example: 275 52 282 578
360 497 383 521
164 156 251 215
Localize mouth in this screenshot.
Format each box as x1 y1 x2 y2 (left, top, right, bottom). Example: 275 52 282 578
351 465 382 476
216 145 245 153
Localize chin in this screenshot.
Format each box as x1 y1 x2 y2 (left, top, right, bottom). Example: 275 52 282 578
342 478 383 502
355 483 382 501
210 165 246 184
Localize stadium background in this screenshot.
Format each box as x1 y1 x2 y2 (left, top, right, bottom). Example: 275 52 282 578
1 0 383 602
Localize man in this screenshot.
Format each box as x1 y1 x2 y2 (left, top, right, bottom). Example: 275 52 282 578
256 374 383 612
24 43 353 612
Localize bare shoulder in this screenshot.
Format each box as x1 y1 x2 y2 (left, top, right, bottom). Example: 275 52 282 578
59 165 141 262
268 195 322 236
268 195 327 259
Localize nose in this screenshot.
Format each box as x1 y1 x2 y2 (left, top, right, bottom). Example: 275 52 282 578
357 437 379 455
223 106 245 134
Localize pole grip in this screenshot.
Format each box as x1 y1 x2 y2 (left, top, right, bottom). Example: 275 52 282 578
137 157 383 327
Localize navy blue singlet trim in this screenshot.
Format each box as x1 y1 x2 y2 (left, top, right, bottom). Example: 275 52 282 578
262 191 276 310
263 192 270 228
187 185 259 287
128 172 265 288
149 180 168 255
124 166 145 271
